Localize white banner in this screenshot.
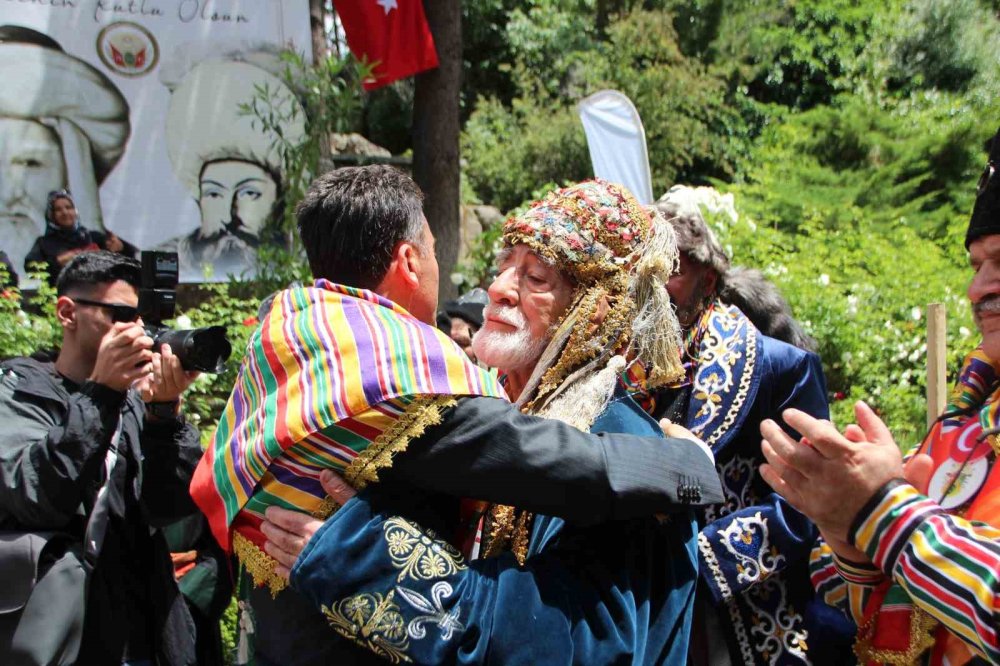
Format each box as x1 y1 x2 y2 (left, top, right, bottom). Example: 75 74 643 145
0 1 310 282
577 90 654 205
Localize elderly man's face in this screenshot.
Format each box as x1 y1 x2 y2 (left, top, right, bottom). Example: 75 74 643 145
667 252 717 329
0 117 67 265
969 235 1000 360
198 160 278 238
473 244 575 374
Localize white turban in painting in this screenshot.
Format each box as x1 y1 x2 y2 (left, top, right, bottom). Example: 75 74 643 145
163 58 307 197
0 25 130 230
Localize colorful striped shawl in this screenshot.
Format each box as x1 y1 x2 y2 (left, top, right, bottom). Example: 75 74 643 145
190 281 505 566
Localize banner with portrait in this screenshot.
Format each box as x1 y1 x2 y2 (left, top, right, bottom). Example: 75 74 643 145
0 1 310 283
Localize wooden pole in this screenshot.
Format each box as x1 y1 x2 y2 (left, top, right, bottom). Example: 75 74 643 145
926 303 947 427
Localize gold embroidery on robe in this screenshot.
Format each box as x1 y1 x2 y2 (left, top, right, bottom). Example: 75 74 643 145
322 591 412 663
383 517 467 582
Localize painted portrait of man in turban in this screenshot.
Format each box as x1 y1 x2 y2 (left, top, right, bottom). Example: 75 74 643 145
159 52 306 281
0 25 131 278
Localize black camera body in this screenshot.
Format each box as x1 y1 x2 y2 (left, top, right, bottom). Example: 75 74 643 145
138 251 231 374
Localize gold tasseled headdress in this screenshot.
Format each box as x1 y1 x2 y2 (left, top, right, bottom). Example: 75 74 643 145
501 179 684 416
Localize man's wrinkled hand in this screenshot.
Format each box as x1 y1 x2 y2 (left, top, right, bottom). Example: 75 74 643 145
262 507 325 580
261 470 358 580
759 401 904 543
319 469 358 505
88 322 154 392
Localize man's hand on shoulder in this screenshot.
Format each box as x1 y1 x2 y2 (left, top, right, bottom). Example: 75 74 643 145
88 322 155 393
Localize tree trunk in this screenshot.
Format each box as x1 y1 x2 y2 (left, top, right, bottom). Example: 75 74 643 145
413 0 462 303
309 0 327 64
309 0 332 162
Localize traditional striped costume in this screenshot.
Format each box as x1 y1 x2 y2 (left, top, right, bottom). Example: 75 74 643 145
811 347 1000 665
190 280 504 593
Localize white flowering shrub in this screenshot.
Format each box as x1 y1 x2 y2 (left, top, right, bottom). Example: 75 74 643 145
710 205 975 447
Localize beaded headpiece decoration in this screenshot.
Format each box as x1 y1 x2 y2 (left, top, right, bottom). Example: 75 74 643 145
502 179 684 413
484 180 685 563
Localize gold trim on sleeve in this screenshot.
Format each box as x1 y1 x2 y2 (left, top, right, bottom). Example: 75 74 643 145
345 395 458 490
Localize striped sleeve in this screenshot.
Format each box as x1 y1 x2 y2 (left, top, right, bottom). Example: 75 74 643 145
810 540 883 625
852 481 1000 663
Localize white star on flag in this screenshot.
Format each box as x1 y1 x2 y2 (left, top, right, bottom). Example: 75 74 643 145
376 0 397 15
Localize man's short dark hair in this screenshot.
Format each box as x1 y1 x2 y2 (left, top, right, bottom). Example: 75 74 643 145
296 165 425 289
56 251 141 296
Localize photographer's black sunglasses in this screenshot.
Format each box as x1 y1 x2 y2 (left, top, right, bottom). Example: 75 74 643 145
72 298 141 323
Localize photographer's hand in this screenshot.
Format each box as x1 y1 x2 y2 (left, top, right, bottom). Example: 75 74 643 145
88 322 154 393
143 344 199 404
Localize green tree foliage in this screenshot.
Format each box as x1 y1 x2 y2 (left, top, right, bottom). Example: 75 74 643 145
731 95 993 242
462 7 749 209
597 10 753 192
710 208 975 446
462 97 591 211
878 0 1000 95
680 0 882 109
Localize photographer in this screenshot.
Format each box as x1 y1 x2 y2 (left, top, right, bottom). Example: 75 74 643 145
0 251 202 665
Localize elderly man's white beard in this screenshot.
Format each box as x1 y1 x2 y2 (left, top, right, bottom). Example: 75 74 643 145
4 217 41 274
471 304 550 375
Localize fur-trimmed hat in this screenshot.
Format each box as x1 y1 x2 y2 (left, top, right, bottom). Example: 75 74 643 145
652 187 730 277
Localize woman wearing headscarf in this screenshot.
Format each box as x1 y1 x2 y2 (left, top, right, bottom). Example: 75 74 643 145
24 189 136 285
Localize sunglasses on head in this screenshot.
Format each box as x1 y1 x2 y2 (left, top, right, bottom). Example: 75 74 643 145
72 298 141 323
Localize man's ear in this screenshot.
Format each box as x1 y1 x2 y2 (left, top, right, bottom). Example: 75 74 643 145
396 240 423 289
55 295 77 330
380 240 423 293
702 268 719 298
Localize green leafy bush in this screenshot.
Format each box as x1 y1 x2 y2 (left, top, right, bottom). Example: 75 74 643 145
0 266 60 359
879 0 1000 94
462 97 591 212
731 94 992 242
708 199 975 448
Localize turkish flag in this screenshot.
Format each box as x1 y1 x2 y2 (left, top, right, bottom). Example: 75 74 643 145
335 0 439 90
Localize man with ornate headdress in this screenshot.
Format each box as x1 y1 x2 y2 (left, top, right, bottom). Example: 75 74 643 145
159 51 306 280
191 168 721 665
0 25 130 278
637 191 852 666
263 179 719 664
762 129 1000 665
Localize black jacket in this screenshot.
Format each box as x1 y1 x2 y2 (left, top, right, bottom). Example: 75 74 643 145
0 354 202 665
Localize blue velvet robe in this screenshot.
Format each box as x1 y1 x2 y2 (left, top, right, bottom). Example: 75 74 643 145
290 388 699 664
659 304 855 665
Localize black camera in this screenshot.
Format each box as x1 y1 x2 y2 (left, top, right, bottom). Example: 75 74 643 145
138 251 232 374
